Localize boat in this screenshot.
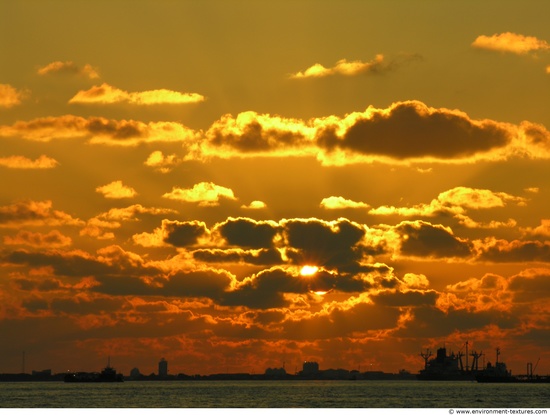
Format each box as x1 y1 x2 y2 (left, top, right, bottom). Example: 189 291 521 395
64 358 124 383
476 349 550 383
417 343 481 381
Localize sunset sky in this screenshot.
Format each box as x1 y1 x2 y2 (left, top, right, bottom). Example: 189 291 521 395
2 0 550 377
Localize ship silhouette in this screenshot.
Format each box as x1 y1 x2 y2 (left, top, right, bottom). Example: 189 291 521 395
64 357 123 383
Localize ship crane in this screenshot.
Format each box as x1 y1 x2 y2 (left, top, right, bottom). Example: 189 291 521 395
470 350 483 372
457 351 465 372
420 349 432 369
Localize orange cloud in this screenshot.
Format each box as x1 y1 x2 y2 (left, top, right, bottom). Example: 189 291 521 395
37 61 100 79
4 230 72 248
82 204 177 241
522 219 550 237
0 200 84 228
204 111 316 159
69 83 205 105
0 155 58 169
0 115 198 146
0 84 29 108
133 219 209 248
95 181 138 199
162 182 237 207
472 32 550 54
320 196 369 210
144 150 181 173
474 238 550 263
369 186 524 229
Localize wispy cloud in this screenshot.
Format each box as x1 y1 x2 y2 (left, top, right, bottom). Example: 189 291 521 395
69 83 205 105
472 32 550 54
0 155 58 169
37 61 100 79
291 54 387 78
0 84 29 108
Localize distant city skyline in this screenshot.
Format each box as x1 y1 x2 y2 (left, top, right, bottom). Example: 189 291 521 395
1 0 550 377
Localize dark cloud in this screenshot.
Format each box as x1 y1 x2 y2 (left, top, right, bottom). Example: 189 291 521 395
4 246 160 278
161 270 233 299
316 101 511 160
397 220 472 258
163 220 209 247
92 275 157 296
283 218 365 270
216 217 279 248
207 116 307 153
192 248 283 266
220 268 305 309
396 305 518 339
13 278 63 291
86 117 145 139
477 239 550 263
93 269 234 300
280 302 402 340
6 250 114 278
50 297 123 315
508 271 550 302
371 290 438 307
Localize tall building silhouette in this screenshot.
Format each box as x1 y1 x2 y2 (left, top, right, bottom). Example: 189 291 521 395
158 358 168 377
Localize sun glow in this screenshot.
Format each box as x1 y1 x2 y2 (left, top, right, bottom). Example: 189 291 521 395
300 265 319 276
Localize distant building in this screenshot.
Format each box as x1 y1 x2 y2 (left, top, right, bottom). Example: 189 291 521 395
159 358 168 377
130 367 141 379
302 361 319 375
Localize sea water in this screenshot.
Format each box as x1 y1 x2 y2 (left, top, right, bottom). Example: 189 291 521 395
0 380 548 408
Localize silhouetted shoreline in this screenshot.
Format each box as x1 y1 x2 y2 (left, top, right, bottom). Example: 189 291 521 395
0 369 416 382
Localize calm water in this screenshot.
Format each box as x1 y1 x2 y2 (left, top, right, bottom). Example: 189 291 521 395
0 380 548 408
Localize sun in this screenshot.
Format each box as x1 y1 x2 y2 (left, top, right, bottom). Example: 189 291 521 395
300 265 319 276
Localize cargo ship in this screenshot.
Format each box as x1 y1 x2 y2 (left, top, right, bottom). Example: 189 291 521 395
64 358 123 383
417 342 482 381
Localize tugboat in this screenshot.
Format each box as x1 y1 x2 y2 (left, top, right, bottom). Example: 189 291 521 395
64 357 124 383
417 342 482 381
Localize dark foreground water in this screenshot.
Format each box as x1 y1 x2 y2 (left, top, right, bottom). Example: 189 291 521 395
0 380 548 408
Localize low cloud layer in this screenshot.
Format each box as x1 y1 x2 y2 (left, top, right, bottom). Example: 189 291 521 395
3 100 550 164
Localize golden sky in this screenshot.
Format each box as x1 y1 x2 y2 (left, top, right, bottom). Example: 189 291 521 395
1 0 550 376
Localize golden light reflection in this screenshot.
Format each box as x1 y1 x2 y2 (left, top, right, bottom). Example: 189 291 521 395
300 265 319 276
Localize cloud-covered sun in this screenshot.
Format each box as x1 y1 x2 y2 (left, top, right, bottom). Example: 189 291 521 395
300 265 319 276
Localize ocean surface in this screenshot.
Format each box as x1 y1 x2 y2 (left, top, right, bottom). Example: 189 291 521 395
0 380 548 408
